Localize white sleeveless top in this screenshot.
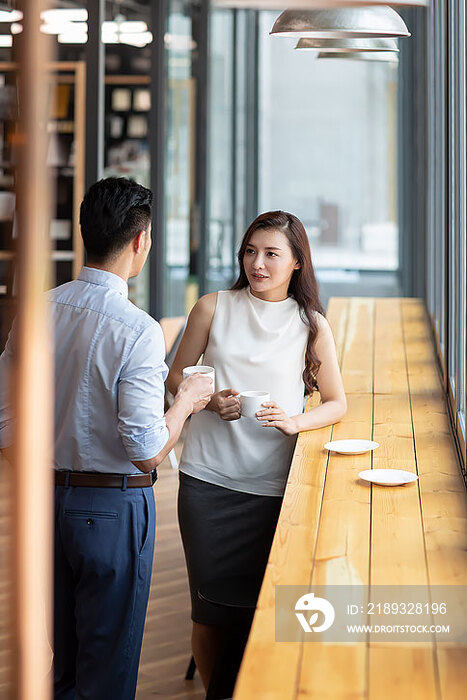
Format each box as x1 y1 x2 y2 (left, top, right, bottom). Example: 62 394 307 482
179 287 310 496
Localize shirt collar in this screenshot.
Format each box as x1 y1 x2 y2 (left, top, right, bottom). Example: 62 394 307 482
78 266 129 298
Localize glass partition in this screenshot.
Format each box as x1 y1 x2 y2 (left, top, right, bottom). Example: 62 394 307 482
164 2 194 315
205 9 235 292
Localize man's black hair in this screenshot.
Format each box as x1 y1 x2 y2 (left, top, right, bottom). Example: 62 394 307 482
79 177 153 261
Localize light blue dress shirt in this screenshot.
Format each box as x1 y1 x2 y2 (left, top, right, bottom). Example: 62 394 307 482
0 267 169 474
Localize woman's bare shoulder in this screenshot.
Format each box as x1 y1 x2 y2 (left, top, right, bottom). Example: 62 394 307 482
314 310 327 325
188 292 218 326
312 311 334 341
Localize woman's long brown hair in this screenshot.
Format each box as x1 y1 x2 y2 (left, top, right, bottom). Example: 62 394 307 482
231 210 325 395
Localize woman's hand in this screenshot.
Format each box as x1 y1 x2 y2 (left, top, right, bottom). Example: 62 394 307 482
256 402 299 436
207 388 241 421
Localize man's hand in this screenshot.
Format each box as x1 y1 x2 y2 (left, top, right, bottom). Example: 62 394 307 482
175 373 213 414
207 388 241 421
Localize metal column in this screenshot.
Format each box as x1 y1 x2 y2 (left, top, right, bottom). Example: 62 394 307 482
244 10 259 226
191 0 210 296
85 0 105 189
149 0 168 320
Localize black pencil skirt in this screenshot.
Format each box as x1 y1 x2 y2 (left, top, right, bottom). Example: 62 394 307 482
177 471 283 626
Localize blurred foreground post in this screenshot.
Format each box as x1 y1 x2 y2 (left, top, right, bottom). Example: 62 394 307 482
11 1 54 697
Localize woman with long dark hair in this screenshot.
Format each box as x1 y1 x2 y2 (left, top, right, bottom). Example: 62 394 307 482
167 211 346 689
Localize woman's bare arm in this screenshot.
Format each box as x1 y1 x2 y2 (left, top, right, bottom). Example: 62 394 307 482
166 293 217 396
293 313 346 431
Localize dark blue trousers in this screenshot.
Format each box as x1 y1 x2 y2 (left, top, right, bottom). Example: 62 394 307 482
54 483 155 700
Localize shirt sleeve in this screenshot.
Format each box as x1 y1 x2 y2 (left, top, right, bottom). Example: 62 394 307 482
117 320 169 462
0 319 16 449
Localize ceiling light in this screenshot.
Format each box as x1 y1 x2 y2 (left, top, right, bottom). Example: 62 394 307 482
102 20 147 34
317 49 399 62
10 23 23 35
0 35 13 47
58 32 88 44
119 21 148 34
296 36 399 51
41 23 73 35
121 31 153 47
102 32 119 44
102 20 150 45
0 10 23 22
270 8 410 39
213 1 426 7
164 33 198 51
42 21 87 36
41 9 88 23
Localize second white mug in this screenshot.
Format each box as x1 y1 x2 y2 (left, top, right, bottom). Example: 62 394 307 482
239 391 270 418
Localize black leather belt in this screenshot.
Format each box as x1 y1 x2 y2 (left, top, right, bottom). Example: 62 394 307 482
55 470 157 488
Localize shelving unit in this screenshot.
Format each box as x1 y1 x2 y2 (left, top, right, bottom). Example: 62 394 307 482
104 74 150 179
104 74 151 311
0 61 85 345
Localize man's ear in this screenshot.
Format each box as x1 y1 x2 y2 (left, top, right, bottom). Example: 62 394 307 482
134 230 146 254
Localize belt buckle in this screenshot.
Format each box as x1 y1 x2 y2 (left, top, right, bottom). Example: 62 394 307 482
151 469 158 485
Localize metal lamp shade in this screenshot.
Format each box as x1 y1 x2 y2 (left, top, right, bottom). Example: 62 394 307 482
295 36 399 52
270 8 411 38
213 2 427 8
317 49 399 62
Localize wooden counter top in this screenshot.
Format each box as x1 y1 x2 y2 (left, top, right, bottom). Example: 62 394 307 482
234 298 467 700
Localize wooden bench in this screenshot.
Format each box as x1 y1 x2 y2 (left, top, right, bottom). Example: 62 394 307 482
234 298 467 700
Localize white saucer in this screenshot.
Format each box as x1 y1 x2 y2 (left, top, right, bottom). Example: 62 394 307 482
324 439 379 455
358 469 419 486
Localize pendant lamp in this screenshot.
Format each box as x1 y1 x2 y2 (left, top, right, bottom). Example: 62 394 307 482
317 49 399 62
295 36 399 51
213 2 427 8
270 8 410 38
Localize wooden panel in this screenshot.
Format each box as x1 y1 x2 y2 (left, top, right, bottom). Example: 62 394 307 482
369 646 438 700
12 5 54 698
298 393 372 700
340 299 374 394
437 647 467 700
72 62 85 279
370 298 436 699
401 299 442 397
374 298 408 395
326 297 350 364
0 456 12 696
402 301 467 700
234 420 333 700
369 393 437 698
409 395 467 584
310 393 373 588
236 297 466 700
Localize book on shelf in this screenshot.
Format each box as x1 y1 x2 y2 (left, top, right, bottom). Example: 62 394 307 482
49 84 72 120
111 88 131 112
133 89 151 112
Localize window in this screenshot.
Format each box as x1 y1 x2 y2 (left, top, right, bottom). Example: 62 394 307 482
258 11 399 272
427 0 466 470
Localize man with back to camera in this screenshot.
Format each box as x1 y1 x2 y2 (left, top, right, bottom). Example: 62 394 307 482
0 177 213 698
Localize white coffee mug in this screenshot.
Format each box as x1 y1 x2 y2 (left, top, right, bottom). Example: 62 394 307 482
239 391 270 418
182 365 215 390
